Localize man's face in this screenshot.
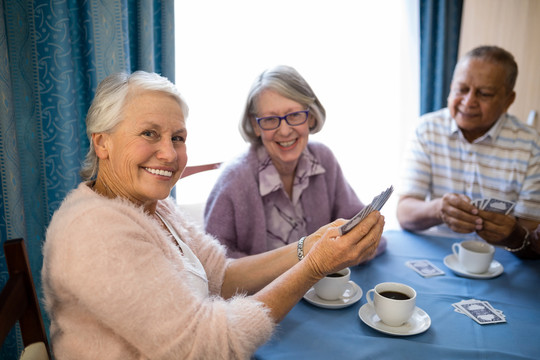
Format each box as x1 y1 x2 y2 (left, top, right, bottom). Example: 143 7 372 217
447 58 515 142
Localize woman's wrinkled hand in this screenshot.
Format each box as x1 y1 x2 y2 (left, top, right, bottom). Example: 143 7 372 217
303 211 385 279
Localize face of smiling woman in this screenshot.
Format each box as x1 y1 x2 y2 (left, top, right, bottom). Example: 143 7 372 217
93 90 187 212
252 89 314 175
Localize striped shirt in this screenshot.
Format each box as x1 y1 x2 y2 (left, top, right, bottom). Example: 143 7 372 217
399 108 540 222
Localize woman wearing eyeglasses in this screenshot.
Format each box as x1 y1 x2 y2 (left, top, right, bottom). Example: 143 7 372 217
204 65 387 258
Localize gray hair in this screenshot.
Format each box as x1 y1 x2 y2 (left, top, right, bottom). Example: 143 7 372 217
457 45 518 92
80 71 189 180
239 65 326 145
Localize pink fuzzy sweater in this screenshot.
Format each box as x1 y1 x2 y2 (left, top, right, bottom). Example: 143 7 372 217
42 183 274 359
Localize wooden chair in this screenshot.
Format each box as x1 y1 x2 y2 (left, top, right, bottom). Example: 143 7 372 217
0 238 51 360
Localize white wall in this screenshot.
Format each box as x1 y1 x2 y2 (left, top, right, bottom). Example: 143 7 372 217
174 0 420 230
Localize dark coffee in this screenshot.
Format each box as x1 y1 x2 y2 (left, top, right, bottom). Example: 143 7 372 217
327 272 344 278
380 291 410 300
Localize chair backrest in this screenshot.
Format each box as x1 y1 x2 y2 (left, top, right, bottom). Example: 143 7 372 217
0 238 51 359
181 162 222 179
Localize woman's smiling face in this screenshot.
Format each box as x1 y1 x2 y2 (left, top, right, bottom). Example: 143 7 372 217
252 89 314 174
96 90 187 207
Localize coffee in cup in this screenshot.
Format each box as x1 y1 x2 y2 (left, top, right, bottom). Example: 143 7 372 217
452 240 494 274
366 282 416 326
313 267 355 301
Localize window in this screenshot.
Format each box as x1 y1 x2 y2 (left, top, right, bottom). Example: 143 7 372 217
174 0 419 229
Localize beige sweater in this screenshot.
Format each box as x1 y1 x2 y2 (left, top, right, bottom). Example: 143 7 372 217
42 183 274 359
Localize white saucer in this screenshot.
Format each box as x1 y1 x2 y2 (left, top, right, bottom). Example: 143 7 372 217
358 303 431 336
443 254 503 279
303 281 362 309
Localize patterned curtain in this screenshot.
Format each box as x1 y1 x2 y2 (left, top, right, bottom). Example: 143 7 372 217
0 0 174 358
419 0 463 115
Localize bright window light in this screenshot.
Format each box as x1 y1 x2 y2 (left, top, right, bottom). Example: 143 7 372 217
174 0 419 230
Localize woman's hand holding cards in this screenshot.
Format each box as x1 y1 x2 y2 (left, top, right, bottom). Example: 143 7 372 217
303 211 384 279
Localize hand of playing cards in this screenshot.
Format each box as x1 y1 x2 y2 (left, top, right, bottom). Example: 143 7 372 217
339 186 393 236
452 299 506 325
471 197 515 215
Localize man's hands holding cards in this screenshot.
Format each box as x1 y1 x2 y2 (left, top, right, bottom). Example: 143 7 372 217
440 194 517 241
439 193 483 233
471 197 519 244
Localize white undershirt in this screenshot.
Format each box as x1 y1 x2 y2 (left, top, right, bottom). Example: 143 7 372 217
156 212 209 297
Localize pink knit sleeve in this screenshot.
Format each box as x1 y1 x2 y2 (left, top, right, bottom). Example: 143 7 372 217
45 195 275 359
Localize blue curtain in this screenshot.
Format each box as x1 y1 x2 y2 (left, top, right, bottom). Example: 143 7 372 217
0 0 174 358
419 0 463 115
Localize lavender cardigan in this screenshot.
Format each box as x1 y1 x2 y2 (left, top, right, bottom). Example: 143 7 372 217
42 183 274 359
204 142 386 257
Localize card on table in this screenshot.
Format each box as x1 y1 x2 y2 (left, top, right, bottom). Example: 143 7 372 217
452 299 504 316
452 299 506 325
406 259 445 277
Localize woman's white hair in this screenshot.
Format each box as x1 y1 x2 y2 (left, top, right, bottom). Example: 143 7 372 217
80 71 189 180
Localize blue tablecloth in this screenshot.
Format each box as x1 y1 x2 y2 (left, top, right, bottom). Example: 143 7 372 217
255 230 540 359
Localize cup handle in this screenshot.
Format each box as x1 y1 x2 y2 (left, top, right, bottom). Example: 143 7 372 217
340 281 356 299
366 289 375 306
452 243 460 257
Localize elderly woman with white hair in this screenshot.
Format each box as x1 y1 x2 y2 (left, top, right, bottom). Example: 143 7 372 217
41 70 384 359
204 65 387 258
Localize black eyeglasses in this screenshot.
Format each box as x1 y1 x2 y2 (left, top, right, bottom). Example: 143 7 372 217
255 110 309 131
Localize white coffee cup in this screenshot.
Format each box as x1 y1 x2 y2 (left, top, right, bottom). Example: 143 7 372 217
366 282 416 326
313 267 355 301
452 240 494 274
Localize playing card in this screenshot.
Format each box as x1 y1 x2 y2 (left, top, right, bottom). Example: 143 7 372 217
471 198 516 215
453 299 506 325
339 185 393 235
452 299 504 315
406 260 445 277
453 299 503 314
482 198 515 215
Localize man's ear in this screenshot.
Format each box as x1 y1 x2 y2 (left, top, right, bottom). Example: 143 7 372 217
503 90 516 113
92 133 110 159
